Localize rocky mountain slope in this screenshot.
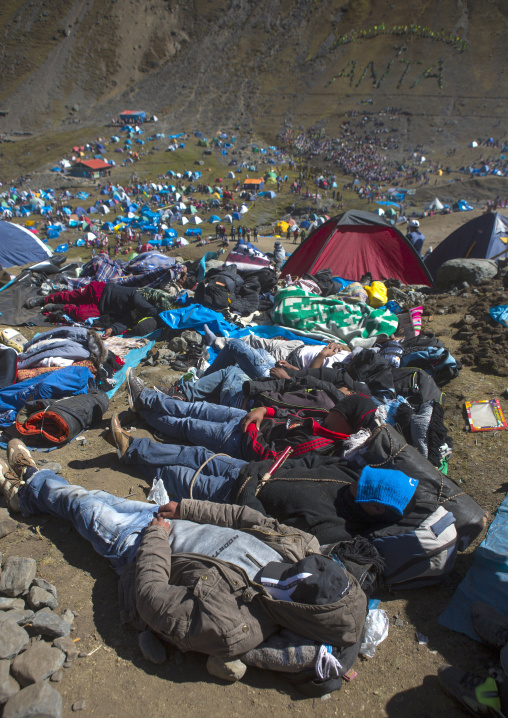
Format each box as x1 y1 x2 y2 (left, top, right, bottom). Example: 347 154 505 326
0 0 507 149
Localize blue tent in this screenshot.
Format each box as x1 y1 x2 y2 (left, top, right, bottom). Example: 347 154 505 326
208 215 221 223
162 238 173 247
164 228 178 238
0 222 53 268
55 243 69 253
185 228 202 236
232 212 242 220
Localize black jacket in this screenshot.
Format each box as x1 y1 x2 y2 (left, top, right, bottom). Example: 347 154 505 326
99 284 158 335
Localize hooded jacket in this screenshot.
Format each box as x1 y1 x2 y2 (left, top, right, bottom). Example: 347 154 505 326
129 500 367 658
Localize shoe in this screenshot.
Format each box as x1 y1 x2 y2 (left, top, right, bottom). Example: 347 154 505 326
7 439 38 479
438 665 501 716
0 457 23 512
43 303 66 312
24 296 46 309
110 415 132 458
473 602 508 651
158 385 187 401
126 368 145 412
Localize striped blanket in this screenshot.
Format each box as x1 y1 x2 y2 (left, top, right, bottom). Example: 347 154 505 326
272 286 399 346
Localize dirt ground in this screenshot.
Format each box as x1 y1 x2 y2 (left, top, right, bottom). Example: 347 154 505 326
1 256 508 717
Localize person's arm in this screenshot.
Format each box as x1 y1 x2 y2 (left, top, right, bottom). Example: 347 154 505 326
309 342 345 369
134 520 195 640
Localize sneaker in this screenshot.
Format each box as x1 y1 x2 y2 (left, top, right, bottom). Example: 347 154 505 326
7 439 38 479
438 665 501 716
126 368 145 412
24 296 46 309
0 457 23 512
473 602 508 651
109 415 133 458
160 385 187 401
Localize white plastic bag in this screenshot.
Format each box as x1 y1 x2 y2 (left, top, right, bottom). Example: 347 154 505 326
359 608 389 658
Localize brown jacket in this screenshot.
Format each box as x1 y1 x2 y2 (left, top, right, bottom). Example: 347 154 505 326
130 500 367 659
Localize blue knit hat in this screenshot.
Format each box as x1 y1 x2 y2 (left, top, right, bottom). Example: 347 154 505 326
355 465 419 516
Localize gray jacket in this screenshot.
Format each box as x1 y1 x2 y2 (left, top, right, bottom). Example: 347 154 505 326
121 500 367 659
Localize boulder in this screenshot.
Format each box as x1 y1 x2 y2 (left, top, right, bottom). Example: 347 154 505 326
52 636 79 662
0 610 34 625
0 599 25 611
0 622 29 660
31 579 57 601
206 655 247 682
0 509 18 539
436 258 498 289
3 682 62 718
0 558 37 597
27 587 58 611
0 660 19 705
31 611 71 638
11 643 65 686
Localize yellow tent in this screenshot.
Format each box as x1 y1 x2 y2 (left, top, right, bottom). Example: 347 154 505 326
211 192 221 199
275 221 289 235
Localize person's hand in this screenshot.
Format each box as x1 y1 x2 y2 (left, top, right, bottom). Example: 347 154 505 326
275 360 298 371
157 501 180 520
102 328 113 338
241 407 267 433
150 516 170 532
270 366 291 379
320 342 342 357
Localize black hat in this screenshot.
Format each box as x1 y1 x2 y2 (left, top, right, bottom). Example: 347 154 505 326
330 393 378 432
257 555 350 605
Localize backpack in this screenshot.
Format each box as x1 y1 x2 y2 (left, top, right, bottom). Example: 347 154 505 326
392 366 444 409
372 506 458 590
401 333 461 387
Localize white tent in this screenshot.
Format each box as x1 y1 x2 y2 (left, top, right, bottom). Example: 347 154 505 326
374 208 385 216
99 205 110 214
425 197 444 211
180 217 189 225
239 204 249 214
223 214 233 223
227 171 235 179
190 216 203 224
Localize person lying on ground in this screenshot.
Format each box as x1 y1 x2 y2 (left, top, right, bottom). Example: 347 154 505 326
0 439 367 666
25 281 160 337
105 417 485 551
124 368 378 461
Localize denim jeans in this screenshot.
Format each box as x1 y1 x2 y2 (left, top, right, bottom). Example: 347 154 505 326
138 388 247 458
124 437 246 503
203 338 275 379
19 470 155 572
177 366 249 408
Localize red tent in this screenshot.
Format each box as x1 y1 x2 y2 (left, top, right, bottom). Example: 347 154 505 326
284 210 433 286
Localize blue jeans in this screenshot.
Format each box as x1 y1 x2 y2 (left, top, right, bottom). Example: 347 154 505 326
19 470 155 571
177 366 249 408
138 388 247 458
203 338 275 379
124 437 245 502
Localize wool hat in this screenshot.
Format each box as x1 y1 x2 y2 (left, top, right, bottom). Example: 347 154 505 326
330 393 378 432
257 555 350 605
355 465 419 516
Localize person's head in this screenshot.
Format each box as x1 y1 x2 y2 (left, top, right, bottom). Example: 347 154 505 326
349 465 419 518
323 394 378 434
409 219 420 229
274 241 281 247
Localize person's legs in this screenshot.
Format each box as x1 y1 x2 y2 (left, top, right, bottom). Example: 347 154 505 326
18 469 154 569
42 282 104 308
137 389 246 456
204 338 275 379
51 303 101 322
176 366 248 408
124 438 246 502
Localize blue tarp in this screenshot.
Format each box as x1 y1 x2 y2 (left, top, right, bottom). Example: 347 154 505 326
439 491 508 641
106 330 161 398
489 305 508 327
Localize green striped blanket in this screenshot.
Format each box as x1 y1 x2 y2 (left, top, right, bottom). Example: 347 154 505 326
272 286 398 346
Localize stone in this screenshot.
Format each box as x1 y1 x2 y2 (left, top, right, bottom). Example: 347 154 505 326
27 587 58 611
31 611 71 639
0 509 18 539
0 622 29 660
60 609 74 625
436 258 498 289
3 682 62 718
206 655 247 682
72 699 86 711
11 643 65 686
31 579 57 601
49 671 63 683
138 630 166 664
53 636 79 662
0 558 37 598
0 599 25 611
0 660 20 705
167 336 188 353
0 610 34 626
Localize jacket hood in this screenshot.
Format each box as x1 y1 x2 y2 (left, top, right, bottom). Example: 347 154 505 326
258 564 367 648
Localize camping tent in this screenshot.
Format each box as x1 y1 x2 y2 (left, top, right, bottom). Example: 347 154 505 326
425 197 444 212
281 210 433 287
0 221 54 267
425 212 508 280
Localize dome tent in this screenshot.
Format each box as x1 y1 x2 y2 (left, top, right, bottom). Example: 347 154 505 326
282 210 433 287
0 221 54 267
